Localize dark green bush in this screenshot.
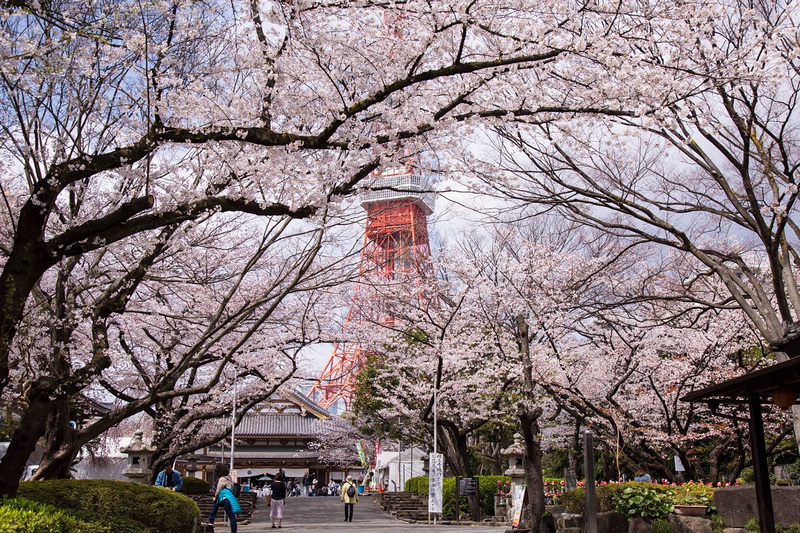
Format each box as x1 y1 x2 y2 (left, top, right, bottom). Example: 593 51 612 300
405 475 512 518
0 496 143 533
180 476 211 495
405 475 428 494
17 479 199 533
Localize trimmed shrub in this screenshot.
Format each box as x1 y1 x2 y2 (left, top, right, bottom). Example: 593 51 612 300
405 475 428 494
0 496 144 533
405 475 512 518
180 476 211 495
17 479 199 533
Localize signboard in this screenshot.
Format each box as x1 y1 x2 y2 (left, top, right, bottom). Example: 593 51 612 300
674 456 685 472
512 484 526 528
428 453 444 514
457 476 479 495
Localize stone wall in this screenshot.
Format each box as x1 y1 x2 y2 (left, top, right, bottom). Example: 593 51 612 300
715 486 800 528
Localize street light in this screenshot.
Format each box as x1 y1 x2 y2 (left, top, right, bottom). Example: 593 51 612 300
230 373 237 474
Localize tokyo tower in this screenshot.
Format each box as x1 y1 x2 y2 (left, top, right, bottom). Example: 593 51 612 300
309 165 435 411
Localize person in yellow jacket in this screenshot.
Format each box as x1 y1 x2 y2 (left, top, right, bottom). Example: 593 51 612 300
340 475 359 522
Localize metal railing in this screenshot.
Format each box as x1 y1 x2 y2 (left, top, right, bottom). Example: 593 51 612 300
360 170 436 214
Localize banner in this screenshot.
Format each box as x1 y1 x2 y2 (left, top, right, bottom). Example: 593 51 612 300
428 453 443 514
356 441 369 469
512 484 526 528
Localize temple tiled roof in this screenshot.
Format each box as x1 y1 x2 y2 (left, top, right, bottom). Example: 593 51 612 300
207 450 320 459
286 389 330 418
234 414 331 436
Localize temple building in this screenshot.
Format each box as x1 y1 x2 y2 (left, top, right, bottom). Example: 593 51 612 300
183 390 359 487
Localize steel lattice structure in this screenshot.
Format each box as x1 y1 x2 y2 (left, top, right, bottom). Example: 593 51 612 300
308 167 435 411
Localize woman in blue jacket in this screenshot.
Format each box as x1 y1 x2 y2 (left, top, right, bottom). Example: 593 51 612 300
205 464 239 532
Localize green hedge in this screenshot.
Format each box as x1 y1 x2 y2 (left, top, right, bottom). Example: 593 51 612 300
17 479 200 533
405 475 512 518
180 476 211 495
0 496 143 533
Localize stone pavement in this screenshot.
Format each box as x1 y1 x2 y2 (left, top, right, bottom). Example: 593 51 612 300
225 494 503 533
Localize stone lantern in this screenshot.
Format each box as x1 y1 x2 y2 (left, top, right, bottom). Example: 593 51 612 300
120 429 157 483
185 454 200 479
500 433 527 521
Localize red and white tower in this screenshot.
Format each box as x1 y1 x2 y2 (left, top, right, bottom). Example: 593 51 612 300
309 166 435 411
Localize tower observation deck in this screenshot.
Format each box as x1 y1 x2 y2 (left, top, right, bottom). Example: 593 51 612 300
309 167 435 411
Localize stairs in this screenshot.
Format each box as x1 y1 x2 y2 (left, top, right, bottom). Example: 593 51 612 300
192 491 257 531
375 491 430 523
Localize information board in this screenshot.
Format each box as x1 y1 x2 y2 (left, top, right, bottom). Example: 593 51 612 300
457 476 479 495
428 453 443 514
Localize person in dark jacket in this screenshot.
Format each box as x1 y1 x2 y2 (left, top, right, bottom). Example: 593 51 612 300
270 472 287 528
302 472 313 496
154 464 183 491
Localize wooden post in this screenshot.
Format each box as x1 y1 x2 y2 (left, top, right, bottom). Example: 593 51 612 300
749 396 776 533
584 431 598 533
456 476 461 525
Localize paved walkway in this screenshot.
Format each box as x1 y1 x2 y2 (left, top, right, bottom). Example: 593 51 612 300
228 494 504 533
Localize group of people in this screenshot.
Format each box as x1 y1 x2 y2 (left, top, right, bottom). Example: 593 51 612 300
154 463 364 529
258 473 360 526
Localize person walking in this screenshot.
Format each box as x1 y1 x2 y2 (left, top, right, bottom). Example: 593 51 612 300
341 475 358 522
270 472 287 528
205 464 238 532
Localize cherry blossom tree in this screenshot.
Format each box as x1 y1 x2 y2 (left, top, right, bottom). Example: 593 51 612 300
2 0 651 496
1 0 679 496
18 211 333 484
355 222 790 527
458 0 800 446
347 254 519 518
308 415 363 469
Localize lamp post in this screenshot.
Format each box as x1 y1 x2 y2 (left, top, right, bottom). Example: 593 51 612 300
433 384 437 455
429 371 442 524
230 373 237 475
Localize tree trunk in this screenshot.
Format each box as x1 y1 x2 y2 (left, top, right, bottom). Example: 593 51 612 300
516 315 545 532
439 425 481 520
0 377 57 496
520 410 545 533
0 243 55 398
31 398 80 480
